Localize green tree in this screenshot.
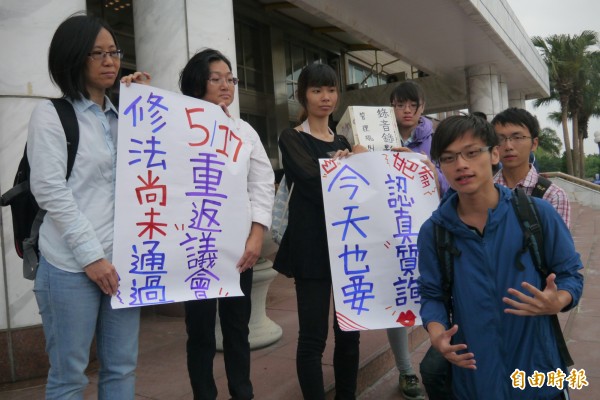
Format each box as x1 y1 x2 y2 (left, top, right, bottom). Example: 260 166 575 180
547 111 578 169
536 127 565 173
536 127 562 157
546 52 600 177
575 52 600 176
533 34 576 175
569 31 598 176
584 154 600 180
532 30 599 177
536 151 566 173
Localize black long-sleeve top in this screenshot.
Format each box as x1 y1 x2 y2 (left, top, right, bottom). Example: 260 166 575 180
273 128 352 279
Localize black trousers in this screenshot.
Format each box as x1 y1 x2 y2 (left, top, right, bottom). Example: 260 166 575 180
185 268 253 400
295 278 360 400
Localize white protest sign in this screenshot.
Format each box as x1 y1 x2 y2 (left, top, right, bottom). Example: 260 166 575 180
336 106 401 151
111 83 250 309
320 151 439 330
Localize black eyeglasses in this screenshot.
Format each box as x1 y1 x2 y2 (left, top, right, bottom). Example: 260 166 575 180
436 146 491 166
88 50 123 61
391 102 419 111
497 135 532 145
207 77 239 86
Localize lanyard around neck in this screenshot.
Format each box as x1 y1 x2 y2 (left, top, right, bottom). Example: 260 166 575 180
301 120 334 136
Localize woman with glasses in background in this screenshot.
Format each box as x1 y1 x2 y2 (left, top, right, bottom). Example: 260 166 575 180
179 48 274 400
390 81 448 193
29 14 150 399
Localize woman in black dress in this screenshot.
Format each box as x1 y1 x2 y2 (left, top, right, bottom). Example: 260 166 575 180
273 63 366 399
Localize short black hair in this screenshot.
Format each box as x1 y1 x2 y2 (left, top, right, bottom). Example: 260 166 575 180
48 14 119 101
491 107 540 138
179 48 232 99
431 115 499 161
389 81 425 108
296 63 339 121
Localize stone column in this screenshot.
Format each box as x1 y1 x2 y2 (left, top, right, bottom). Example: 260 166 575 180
466 64 502 120
133 0 239 117
499 75 509 111
508 90 526 109
0 0 85 383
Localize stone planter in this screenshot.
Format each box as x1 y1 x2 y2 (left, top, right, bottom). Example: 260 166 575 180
215 256 283 350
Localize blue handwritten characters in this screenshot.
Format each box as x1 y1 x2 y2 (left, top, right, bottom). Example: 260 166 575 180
384 172 420 315
123 92 169 133
180 105 242 299
327 164 375 315
129 241 171 306
121 93 172 306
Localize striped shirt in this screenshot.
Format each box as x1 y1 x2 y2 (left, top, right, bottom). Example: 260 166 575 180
494 165 571 228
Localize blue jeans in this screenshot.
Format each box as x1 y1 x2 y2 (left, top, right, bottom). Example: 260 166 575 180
34 256 140 400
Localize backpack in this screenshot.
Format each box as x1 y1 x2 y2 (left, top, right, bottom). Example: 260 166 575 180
530 175 551 198
420 184 572 400
0 98 79 280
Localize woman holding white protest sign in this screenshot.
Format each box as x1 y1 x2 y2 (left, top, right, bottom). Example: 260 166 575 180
179 48 274 400
273 63 367 399
28 14 150 399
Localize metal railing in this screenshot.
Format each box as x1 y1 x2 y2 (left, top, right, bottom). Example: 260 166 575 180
542 172 600 192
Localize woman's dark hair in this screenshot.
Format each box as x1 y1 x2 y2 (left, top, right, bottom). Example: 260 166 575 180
179 48 232 99
431 115 499 162
296 63 339 122
389 81 425 110
48 14 119 101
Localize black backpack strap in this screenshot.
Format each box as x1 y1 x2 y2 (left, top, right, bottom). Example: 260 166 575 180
50 98 79 179
27 99 80 259
434 223 460 325
531 175 552 199
510 188 574 366
511 188 547 274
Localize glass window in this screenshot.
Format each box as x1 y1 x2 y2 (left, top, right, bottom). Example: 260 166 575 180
291 44 305 82
240 113 268 148
234 20 265 92
284 41 335 101
347 61 386 88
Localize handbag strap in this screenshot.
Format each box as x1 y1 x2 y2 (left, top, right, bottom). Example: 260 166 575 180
283 182 295 214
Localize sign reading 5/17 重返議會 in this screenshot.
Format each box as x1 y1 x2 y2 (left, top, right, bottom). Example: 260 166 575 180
111 83 251 309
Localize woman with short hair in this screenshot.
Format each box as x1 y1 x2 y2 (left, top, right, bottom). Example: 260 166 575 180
179 48 274 400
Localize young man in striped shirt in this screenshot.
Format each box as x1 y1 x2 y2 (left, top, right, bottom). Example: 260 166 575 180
492 108 570 227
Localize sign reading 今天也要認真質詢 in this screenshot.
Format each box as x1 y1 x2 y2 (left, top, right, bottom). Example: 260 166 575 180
320 151 438 330
111 83 250 309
